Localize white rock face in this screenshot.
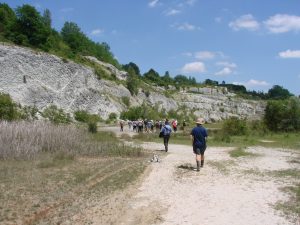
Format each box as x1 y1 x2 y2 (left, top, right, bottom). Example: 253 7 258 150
0 43 265 121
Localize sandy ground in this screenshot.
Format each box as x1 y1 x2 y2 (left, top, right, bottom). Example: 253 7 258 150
86 127 300 225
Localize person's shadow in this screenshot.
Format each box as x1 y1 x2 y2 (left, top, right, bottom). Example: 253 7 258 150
177 163 195 171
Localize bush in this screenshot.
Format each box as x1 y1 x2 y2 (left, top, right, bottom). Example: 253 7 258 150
0 93 18 121
42 105 71 124
222 117 248 136
264 97 300 132
74 110 101 123
88 121 97 133
108 112 117 121
121 96 130 107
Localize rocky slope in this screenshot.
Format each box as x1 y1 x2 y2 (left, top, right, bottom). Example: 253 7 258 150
0 43 265 121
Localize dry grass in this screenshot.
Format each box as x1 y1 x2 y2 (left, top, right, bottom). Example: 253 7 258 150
0 121 148 224
0 121 143 159
0 156 147 224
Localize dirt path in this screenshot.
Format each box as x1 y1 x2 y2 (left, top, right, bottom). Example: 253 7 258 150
90 127 299 224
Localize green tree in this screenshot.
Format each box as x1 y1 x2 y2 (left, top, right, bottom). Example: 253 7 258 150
264 97 300 131
14 4 51 47
42 9 51 27
123 62 141 77
267 85 292 100
144 69 161 83
161 71 174 86
126 67 139 95
61 21 88 53
0 3 16 35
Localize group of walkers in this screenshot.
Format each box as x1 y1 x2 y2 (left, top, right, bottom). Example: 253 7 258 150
119 119 183 133
119 117 208 172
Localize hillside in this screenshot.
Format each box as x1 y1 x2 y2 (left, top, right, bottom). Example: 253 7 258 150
0 43 265 121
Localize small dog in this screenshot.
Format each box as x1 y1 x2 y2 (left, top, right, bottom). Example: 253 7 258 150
150 154 160 163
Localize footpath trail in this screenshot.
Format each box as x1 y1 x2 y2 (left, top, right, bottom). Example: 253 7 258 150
97 127 299 225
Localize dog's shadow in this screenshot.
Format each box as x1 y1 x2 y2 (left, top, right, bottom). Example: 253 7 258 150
177 163 195 171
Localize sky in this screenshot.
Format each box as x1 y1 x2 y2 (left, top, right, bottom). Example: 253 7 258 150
6 0 300 95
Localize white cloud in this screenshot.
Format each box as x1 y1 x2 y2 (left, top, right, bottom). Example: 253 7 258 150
264 14 300 33
229 14 260 31
215 17 222 23
279 49 300 58
216 61 237 68
186 0 197 6
181 62 206 73
148 0 160 8
182 52 193 57
195 51 215 60
60 7 74 13
215 61 237 75
172 22 199 31
233 79 270 88
165 9 181 16
215 67 233 76
90 29 104 36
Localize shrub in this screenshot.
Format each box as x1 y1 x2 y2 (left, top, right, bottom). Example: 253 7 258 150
264 97 300 131
88 121 97 133
19 105 39 120
74 110 101 123
222 117 248 136
108 112 117 121
121 96 130 107
0 93 18 121
42 105 71 124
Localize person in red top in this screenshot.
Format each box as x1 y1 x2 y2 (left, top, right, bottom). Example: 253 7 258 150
172 119 177 132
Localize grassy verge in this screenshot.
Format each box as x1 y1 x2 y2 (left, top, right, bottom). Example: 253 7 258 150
132 129 300 151
275 184 300 221
229 147 259 158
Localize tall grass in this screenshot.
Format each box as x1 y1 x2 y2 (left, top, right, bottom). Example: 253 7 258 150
0 121 142 160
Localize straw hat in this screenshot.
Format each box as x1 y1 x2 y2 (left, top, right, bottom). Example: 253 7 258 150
195 118 205 125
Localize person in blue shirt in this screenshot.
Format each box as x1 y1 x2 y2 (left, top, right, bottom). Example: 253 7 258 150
160 119 172 152
190 118 208 171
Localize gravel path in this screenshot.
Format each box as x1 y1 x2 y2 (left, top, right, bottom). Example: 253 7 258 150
93 126 299 225
117 142 298 225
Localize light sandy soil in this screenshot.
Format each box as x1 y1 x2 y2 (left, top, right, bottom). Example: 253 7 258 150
83 127 300 225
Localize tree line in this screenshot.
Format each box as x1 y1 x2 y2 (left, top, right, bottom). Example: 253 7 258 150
0 3 119 66
0 2 295 100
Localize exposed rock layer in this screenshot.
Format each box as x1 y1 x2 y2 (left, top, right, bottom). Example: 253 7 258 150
0 43 265 121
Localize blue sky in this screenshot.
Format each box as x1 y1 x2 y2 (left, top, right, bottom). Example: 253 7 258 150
6 0 300 95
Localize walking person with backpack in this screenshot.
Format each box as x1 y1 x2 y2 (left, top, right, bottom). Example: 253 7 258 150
190 118 208 172
160 119 172 152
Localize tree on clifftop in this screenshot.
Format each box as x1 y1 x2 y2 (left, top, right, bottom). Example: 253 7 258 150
13 4 51 47
0 3 16 35
267 85 292 100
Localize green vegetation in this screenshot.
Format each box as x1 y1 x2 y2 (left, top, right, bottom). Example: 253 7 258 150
0 92 18 121
264 97 300 132
0 3 295 100
41 105 71 124
229 147 258 158
121 96 130 107
74 110 102 123
0 3 119 67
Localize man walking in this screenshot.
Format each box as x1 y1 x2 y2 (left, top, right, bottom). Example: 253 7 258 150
161 119 172 152
190 118 208 171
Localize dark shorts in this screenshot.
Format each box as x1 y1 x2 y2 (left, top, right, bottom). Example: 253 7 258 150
193 146 206 155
